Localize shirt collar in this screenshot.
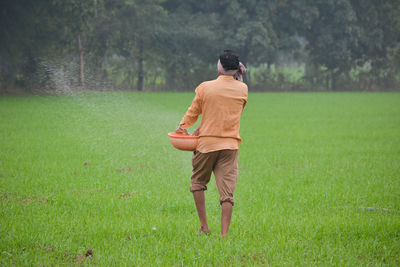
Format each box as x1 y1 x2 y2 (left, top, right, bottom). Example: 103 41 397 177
217 75 235 80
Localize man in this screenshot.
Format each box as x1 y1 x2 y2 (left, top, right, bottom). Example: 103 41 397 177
176 50 248 237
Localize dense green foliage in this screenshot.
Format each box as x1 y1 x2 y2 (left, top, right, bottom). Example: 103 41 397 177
0 0 399 92
1 92 399 265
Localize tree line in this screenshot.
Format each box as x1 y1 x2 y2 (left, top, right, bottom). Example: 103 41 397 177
1 0 399 93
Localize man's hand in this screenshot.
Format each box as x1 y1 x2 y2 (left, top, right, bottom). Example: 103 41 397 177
175 127 188 134
193 127 200 136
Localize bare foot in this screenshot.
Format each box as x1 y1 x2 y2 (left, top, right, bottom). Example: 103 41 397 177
198 226 211 235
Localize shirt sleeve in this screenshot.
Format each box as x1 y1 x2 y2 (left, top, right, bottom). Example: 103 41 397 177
179 86 202 129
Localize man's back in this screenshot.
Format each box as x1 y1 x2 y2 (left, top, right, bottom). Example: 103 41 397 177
180 74 248 153
199 75 248 140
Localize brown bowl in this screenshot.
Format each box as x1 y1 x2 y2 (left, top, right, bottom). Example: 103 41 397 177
168 132 199 151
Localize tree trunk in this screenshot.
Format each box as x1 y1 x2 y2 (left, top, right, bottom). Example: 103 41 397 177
0 56 3 92
76 33 85 89
137 39 144 91
305 60 315 88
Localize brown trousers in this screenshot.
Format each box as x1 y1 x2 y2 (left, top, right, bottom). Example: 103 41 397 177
190 149 238 205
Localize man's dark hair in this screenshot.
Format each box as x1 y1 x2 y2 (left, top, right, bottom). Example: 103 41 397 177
219 50 240 70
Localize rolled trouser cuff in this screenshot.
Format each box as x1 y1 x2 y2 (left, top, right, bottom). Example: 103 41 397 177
220 196 234 206
190 183 208 192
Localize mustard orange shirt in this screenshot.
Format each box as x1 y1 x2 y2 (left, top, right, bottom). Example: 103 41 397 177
180 75 248 153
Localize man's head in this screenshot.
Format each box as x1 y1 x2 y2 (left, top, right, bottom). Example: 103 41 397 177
219 50 239 70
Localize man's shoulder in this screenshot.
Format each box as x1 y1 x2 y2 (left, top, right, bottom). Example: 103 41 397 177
199 79 217 87
196 79 217 92
197 77 248 94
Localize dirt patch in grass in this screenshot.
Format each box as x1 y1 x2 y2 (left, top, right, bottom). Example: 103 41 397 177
75 249 94 264
72 188 101 196
75 254 86 263
20 195 52 204
230 253 267 265
120 191 136 198
42 245 55 252
115 168 133 173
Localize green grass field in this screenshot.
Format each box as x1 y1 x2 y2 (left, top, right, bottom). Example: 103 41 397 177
1 92 399 266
